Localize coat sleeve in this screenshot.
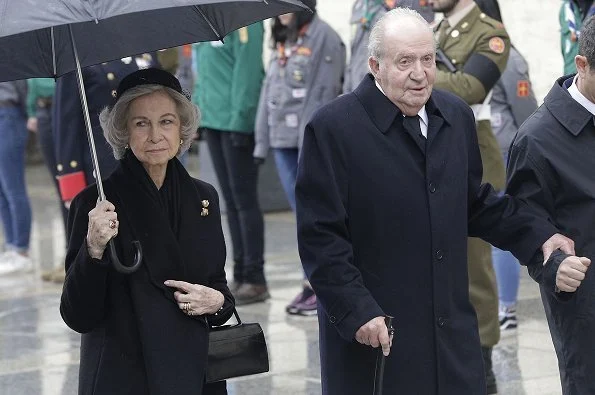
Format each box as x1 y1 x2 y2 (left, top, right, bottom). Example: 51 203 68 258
435 28 510 105
506 137 572 299
296 119 384 342
253 70 271 159
462 106 558 264
500 52 538 129
54 72 88 201
204 184 235 326
60 191 111 334
228 23 264 132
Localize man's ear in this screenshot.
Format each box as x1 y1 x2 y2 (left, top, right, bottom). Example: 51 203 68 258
368 56 380 77
575 55 589 75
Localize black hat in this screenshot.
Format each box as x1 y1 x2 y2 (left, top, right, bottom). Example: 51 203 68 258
116 67 190 101
301 0 316 11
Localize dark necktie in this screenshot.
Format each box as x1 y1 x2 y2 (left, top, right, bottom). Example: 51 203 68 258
402 115 426 153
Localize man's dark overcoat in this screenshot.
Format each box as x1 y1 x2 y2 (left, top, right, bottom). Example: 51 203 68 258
507 75 595 395
60 157 234 395
295 75 558 394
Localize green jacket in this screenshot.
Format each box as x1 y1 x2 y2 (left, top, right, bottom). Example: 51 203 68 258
560 1 581 75
193 23 264 133
27 78 55 117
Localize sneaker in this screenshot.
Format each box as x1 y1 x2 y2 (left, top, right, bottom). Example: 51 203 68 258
292 294 318 316
499 305 517 331
234 284 270 306
0 252 33 275
286 287 315 314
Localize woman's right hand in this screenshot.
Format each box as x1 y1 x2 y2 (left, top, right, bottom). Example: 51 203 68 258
86 200 119 259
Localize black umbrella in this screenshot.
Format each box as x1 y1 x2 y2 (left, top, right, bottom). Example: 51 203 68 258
0 0 308 273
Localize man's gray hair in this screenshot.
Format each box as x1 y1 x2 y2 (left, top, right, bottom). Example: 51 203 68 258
368 7 433 61
99 85 200 160
579 15 595 69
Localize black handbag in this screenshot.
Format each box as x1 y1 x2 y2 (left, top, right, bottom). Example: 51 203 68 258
206 308 269 383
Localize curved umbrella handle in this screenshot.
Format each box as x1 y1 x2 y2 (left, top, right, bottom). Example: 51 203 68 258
108 239 143 274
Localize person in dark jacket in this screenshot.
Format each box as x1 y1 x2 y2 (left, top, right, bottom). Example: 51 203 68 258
60 68 234 395
295 8 578 395
507 17 595 395
194 24 269 305
254 0 345 316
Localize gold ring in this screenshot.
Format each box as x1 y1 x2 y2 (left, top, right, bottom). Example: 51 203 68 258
109 220 117 229
183 302 190 311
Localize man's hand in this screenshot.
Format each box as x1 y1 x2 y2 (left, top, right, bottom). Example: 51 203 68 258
556 256 591 292
27 117 38 133
355 316 393 356
542 233 575 264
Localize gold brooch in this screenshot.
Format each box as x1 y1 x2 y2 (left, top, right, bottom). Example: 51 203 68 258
201 200 210 208
201 207 209 217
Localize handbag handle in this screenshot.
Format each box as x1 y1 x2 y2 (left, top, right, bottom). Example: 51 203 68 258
231 308 242 325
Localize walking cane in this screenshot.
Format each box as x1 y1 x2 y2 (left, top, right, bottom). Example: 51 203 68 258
372 315 394 395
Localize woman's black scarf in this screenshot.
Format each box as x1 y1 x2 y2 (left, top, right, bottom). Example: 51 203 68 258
106 151 210 394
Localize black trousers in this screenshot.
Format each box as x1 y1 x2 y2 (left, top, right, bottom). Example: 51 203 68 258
204 128 266 285
36 104 68 230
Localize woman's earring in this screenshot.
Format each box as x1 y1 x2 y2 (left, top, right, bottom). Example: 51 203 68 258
180 139 183 146
125 144 129 150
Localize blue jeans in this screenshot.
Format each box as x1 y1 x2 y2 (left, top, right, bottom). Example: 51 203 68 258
0 107 32 252
492 247 520 307
273 148 299 212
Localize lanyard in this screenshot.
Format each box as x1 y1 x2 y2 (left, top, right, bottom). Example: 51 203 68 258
277 24 310 67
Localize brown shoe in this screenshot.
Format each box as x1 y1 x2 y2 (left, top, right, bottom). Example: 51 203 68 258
229 281 242 293
41 266 65 284
234 284 270 306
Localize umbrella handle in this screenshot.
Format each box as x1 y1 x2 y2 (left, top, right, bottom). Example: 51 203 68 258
108 239 143 274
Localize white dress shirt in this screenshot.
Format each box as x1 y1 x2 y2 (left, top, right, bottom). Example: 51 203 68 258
568 75 595 116
375 80 429 137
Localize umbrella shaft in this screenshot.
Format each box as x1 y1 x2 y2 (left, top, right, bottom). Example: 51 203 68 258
68 25 105 201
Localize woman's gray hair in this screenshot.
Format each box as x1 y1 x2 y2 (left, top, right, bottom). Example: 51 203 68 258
368 8 434 61
99 84 200 160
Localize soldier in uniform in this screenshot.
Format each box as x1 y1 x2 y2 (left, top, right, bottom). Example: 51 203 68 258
49 54 158 283
344 0 434 93
431 0 511 393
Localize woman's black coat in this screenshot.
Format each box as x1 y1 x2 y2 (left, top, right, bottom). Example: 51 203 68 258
60 161 233 395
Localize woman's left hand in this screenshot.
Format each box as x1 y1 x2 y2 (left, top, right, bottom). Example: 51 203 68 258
164 280 225 316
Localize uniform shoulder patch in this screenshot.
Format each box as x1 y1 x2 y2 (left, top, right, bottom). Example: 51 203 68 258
239 27 249 44
488 37 506 54
517 80 530 97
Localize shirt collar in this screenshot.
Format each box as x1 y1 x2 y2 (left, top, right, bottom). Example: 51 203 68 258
568 74 595 116
375 79 428 126
446 2 477 29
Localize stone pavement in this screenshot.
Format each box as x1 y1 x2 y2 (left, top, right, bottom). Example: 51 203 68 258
0 153 563 394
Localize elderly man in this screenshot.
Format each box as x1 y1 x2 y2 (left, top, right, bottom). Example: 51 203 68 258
507 16 595 395
295 8 580 395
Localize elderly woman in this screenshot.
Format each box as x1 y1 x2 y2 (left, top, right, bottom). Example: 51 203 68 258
60 68 233 395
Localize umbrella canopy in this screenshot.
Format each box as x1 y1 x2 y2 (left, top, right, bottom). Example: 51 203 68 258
0 0 307 273
0 0 307 82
